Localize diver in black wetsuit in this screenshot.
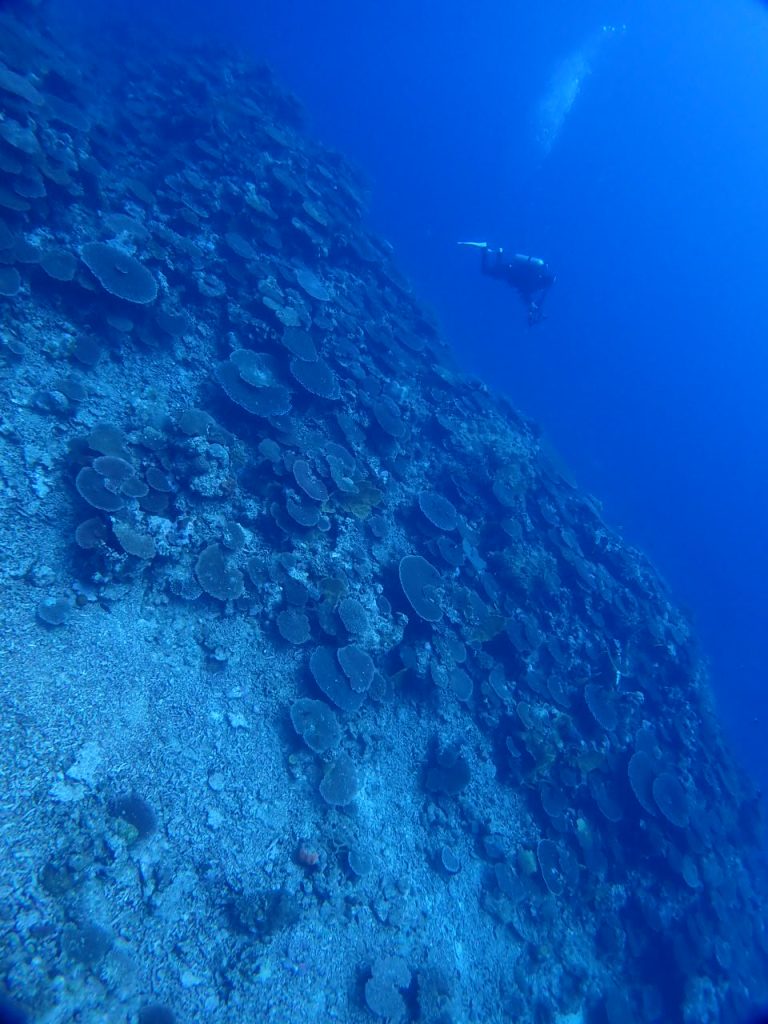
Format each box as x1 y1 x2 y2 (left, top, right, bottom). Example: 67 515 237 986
459 242 556 326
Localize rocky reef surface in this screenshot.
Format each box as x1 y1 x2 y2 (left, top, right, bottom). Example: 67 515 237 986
1 6 767 1024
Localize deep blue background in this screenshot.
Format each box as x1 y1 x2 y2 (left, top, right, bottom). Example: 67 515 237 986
55 0 768 793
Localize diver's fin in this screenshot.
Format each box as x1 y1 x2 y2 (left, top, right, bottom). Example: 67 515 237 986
457 241 488 248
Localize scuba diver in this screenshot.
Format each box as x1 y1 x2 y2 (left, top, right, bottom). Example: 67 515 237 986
459 241 556 326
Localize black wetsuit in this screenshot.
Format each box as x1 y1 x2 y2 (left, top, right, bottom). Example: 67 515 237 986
481 249 555 322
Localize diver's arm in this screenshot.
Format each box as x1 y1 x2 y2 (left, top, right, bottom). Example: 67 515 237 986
481 247 506 279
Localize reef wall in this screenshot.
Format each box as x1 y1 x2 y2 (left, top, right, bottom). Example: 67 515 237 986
1 7 766 1024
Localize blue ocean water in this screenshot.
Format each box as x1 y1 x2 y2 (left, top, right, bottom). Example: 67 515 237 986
3 2 768 1021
